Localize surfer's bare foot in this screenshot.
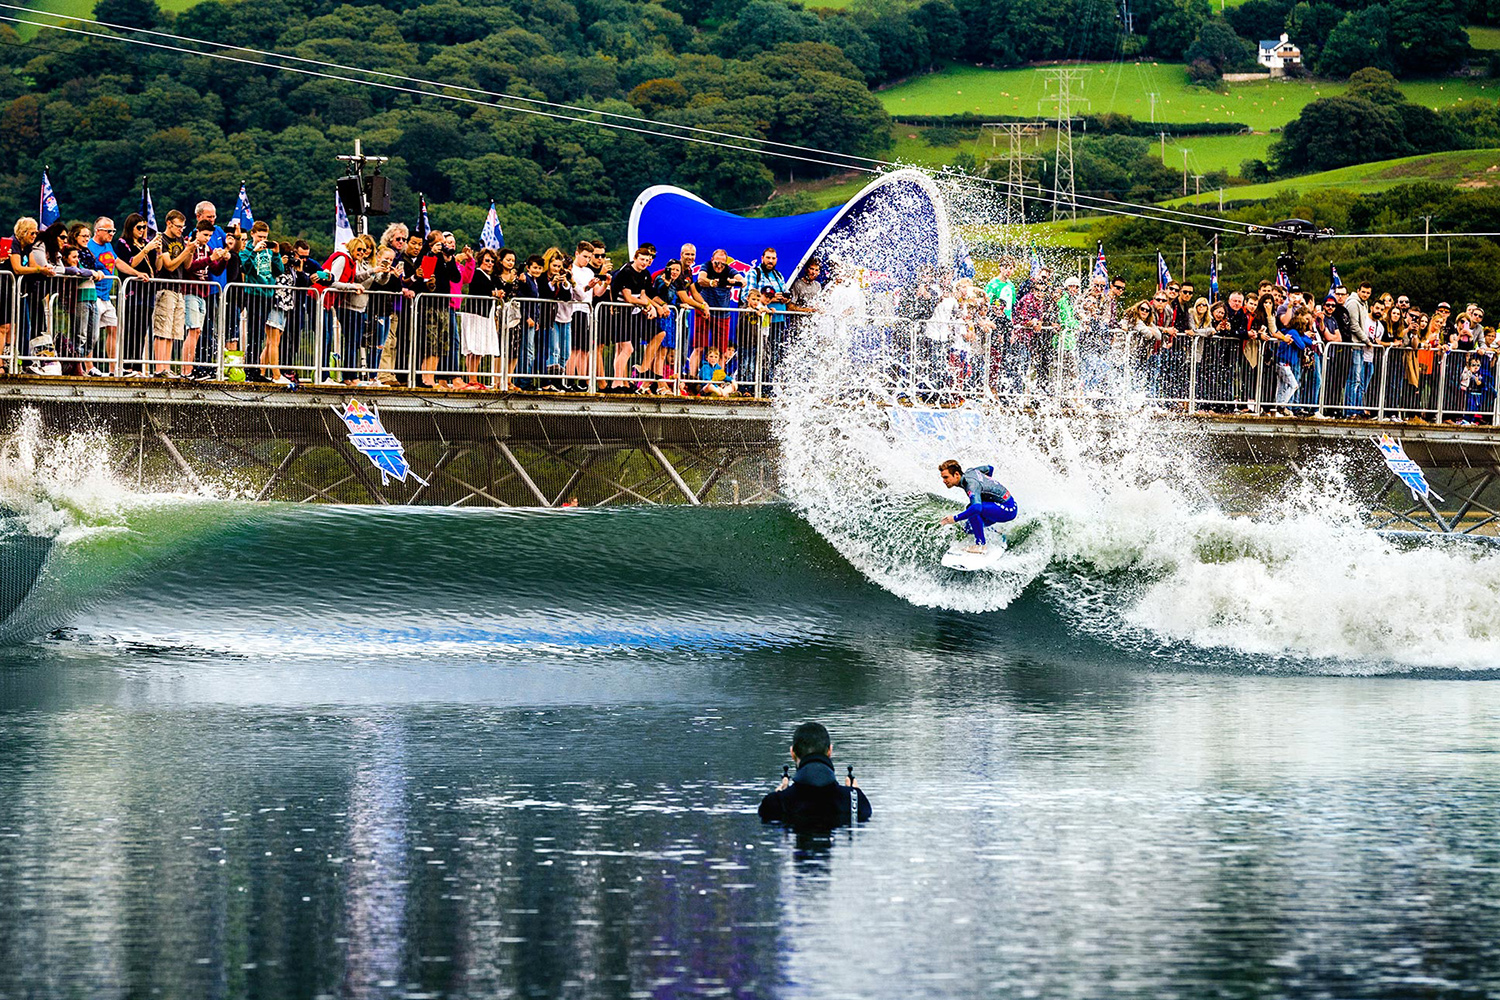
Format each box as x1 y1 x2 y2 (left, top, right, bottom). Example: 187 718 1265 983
965 544 986 554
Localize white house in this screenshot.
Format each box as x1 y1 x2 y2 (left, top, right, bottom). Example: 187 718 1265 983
1257 33 1302 75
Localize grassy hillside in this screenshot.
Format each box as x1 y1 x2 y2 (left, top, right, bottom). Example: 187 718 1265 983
1469 25 1500 49
1168 148 1500 204
881 62 1500 130
1164 132 1276 174
18 0 199 36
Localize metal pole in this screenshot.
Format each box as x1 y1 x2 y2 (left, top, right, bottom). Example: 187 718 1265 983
1253 340 1265 414
587 305 597 394
1376 346 1389 421
1436 350 1448 424
214 286 226 381
1317 344 1328 417
1188 337 1199 414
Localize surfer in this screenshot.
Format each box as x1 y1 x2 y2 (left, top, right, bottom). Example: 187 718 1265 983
937 459 1017 553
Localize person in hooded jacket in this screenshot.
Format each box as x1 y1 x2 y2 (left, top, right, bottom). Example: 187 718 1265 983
759 722 871 828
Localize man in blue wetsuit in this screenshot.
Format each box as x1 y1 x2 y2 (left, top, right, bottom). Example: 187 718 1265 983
937 458 1018 553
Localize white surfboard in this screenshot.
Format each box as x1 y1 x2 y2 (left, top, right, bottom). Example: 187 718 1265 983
941 538 1009 572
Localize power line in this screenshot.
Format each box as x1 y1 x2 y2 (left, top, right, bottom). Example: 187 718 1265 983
0 11 882 178
0 10 1293 237
0 2 887 173
8 7 1267 234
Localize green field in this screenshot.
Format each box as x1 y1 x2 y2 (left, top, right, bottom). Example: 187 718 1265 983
881 62 1500 130
1164 132 1276 174
1168 148 1500 204
891 130 969 168
1469 25 1500 49
16 0 199 35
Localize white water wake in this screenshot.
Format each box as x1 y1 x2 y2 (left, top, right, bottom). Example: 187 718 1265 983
0 408 241 642
770 269 1500 672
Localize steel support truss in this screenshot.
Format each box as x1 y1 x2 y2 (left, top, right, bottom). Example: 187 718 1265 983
1366 465 1500 536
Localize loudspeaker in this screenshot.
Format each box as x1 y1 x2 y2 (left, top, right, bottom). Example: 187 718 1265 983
363 174 391 216
336 175 366 216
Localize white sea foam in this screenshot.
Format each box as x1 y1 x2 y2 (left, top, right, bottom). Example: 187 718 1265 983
771 181 1500 672
0 407 238 641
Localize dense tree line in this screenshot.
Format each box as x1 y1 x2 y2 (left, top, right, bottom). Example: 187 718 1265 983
0 0 1491 249
0 0 898 249
1266 69 1500 175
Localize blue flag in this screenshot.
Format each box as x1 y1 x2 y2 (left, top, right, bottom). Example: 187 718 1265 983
231 182 254 230
953 233 975 280
1275 267 1290 289
1157 251 1172 291
1091 242 1108 282
39 169 60 228
480 200 503 250
334 190 354 251
1327 262 1344 300
418 193 431 240
140 178 158 235
1210 251 1219 303
1029 252 1043 280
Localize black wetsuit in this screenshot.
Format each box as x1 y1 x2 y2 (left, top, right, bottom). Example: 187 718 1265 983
758 754 872 828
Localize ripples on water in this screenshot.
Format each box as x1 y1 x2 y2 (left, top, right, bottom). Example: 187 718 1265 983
3 505 1500 998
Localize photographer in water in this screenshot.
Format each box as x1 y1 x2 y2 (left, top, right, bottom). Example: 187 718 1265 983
759 722 871 828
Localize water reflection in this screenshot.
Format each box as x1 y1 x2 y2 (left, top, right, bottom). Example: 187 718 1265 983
342 717 409 997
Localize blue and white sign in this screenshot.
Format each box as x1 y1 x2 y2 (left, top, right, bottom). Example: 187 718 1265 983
1376 434 1441 501
333 399 429 487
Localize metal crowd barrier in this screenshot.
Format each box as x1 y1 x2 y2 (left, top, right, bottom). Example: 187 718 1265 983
7 289 1500 424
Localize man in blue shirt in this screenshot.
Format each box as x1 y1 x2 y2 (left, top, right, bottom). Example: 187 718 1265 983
193 200 228 379
743 247 788 385
85 217 118 377
937 459 1018 553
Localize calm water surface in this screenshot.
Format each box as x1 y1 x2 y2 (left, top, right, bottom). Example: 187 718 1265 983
1 506 1498 999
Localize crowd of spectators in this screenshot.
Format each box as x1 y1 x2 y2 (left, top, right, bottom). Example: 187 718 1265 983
898 259 1500 425
2 208 1496 422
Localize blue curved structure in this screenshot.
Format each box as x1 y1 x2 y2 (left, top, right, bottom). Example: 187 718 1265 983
628 168 954 281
